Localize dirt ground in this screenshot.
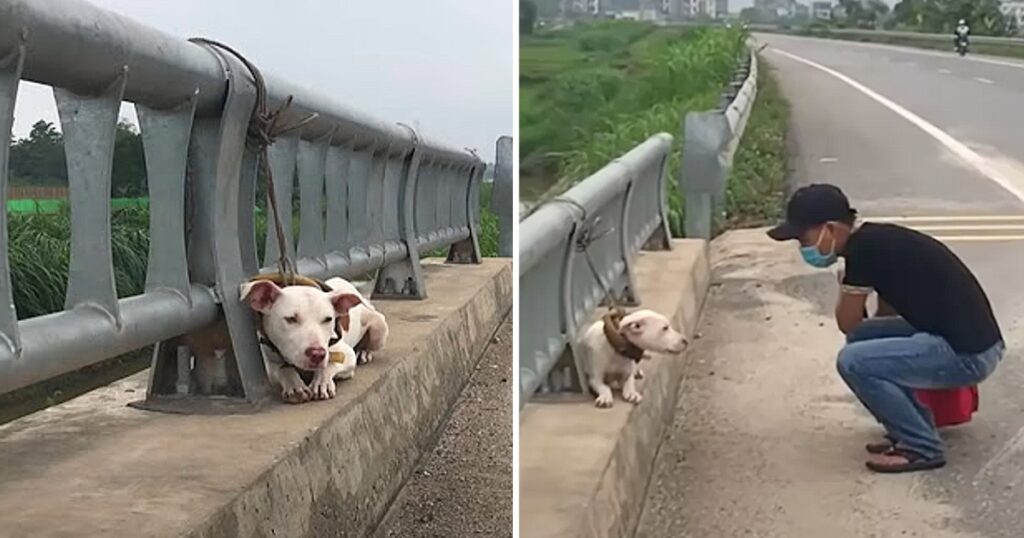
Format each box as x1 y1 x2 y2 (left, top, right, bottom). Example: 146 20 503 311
373 315 513 537
634 230 986 538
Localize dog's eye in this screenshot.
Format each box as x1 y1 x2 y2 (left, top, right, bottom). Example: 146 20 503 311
284 315 299 324
322 317 333 324
662 326 669 332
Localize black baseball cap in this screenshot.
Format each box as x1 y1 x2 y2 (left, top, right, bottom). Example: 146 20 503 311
767 184 857 241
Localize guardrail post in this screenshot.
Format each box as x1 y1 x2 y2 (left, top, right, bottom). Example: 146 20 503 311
493 136 513 257
0 42 25 358
680 111 729 240
136 48 272 412
374 128 427 299
446 163 484 264
680 47 757 240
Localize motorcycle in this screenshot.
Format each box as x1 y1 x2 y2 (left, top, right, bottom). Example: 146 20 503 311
955 35 969 56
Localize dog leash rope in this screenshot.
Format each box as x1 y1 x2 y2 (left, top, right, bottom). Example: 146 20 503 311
189 37 319 285
547 197 623 315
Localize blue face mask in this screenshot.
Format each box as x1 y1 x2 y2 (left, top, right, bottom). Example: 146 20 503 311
800 227 838 268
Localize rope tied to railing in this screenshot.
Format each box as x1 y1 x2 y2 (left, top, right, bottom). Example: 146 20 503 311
188 37 320 285
548 197 623 315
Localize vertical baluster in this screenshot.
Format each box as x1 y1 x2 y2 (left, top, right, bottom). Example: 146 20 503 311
415 160 436 251
381 150 406 262
366 147 387 268
263 133 298 269
324 144 351 272
238 149 260 275
0 44 25 355
136 93 198 301
437 163 453 242
296 132 331 270
55 69 128 326
346 143 372 272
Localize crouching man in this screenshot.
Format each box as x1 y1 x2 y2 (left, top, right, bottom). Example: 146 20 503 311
768 184 1004 473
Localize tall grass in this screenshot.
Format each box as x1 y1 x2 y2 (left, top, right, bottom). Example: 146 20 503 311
9 194 502 319
522 25 746 235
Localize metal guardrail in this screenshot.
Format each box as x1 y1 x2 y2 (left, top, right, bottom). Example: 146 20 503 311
681 47 758 239
493 136 513 258
0 0 485 407
518 134 674 406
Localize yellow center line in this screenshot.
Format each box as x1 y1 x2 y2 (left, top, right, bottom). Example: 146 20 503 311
866 215 1024 222
933 235 1024 242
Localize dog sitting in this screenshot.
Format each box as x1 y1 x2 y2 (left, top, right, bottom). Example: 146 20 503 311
239 275 388 404
579 309 688 408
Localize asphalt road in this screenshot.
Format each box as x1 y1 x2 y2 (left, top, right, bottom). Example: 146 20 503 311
636 35 1024 538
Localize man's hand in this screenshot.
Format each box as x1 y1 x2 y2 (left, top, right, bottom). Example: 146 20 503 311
835 291 869 335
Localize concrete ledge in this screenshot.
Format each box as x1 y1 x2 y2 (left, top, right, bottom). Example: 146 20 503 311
520 240 710 538
0 259 512 538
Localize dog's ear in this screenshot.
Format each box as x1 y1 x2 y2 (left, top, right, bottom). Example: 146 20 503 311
622 318 646 336
329 291 363 315
240 280 282 312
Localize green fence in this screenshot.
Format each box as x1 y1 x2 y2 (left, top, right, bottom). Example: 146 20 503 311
7 198 149 214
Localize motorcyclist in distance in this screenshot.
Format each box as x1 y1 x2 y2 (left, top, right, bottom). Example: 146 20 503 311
954 19 970 52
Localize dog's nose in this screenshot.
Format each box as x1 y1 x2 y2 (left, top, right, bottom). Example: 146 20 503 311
306 347 327 365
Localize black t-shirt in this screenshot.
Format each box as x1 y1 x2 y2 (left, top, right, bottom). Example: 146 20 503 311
842 222 1002 353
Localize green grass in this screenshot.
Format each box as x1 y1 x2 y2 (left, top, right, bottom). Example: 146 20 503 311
521 22 751 236
8 194 502 319
725 56 791 229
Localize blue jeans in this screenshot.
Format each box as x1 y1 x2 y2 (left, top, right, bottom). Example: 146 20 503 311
837 317 1004 459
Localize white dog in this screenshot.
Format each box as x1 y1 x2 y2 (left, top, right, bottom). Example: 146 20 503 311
579 309 688 408
239 276 388 404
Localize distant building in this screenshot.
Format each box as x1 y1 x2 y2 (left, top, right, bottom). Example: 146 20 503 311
562 0 603 17
715 0 729 18
1002 1 1024 33
811 1 832 20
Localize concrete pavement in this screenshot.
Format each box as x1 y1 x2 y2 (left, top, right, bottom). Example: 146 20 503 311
636 36 1024 537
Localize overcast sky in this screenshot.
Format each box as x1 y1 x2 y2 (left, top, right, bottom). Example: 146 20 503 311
12 0 513 161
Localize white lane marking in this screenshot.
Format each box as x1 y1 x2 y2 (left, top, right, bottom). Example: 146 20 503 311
769 48 1024 205
819 157 838 163
977 425 1024 479
975 77 995 84
938 68 952 74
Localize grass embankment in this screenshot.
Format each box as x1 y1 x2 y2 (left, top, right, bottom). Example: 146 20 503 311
725 56 790 229
521 22 791 236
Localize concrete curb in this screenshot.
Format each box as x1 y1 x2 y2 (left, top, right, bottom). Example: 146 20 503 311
520 240 711 538
0 259 511 538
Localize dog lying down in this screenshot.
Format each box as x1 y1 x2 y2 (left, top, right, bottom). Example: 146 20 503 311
579 309 688 408
240 275 389 404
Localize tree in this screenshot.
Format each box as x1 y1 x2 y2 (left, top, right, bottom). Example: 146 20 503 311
8 119 148 197
521 0 538 35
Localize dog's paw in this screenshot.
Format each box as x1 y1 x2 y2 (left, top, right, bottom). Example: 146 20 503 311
310 375 337 400
623 391 643 404
594 394 614 408
281 385 312 404
356 350 373 365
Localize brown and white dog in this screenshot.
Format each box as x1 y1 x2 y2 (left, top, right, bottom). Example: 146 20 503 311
578 309 688 408
240 275 388 404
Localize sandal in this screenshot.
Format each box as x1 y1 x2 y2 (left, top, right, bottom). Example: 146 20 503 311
865 436 895 455
865 448 946 474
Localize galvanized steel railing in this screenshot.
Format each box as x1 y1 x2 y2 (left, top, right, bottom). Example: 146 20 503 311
0 0 484 406
518 134 674 406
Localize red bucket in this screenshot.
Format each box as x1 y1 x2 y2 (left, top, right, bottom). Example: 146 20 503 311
913 386 979 428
